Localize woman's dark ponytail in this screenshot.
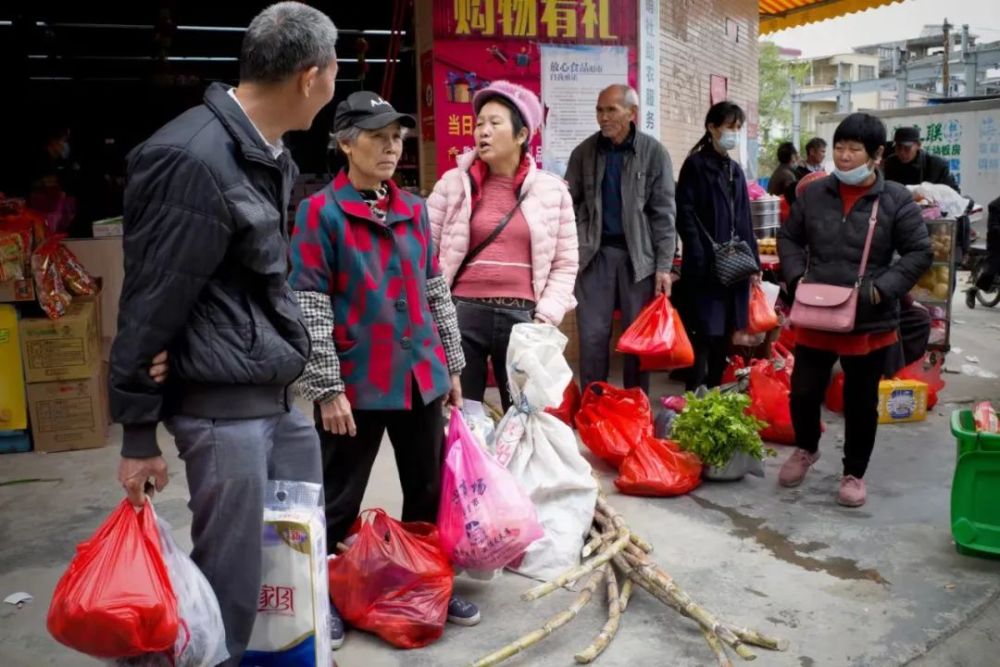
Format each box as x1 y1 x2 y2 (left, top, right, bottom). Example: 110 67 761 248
689 101 747 155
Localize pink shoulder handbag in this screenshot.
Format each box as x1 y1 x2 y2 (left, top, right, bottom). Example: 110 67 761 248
789 201 879 333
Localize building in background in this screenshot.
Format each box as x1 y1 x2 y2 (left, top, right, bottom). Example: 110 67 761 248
786 23 1000 147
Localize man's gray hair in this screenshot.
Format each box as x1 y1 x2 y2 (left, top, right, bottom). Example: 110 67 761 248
240 2 338 83
601 84 639 109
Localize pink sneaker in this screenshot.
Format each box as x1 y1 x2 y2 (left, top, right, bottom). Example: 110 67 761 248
838 476 867 507
778 448 820 487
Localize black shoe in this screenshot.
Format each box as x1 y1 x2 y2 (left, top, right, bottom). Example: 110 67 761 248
329 603 345 650
447 595 482 626
966 288 977 310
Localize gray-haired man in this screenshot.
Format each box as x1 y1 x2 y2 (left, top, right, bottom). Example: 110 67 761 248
565 84 677 395
109 3 339 661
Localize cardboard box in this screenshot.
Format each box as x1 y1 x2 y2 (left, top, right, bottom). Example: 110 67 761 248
0 277 35 303
19 299 100 383
91 216 123 238
26 372 108 452
878 379 928 424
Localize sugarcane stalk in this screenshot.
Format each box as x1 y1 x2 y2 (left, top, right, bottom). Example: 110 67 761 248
620 551 757 661
574 566 622 664
630 533 654 554
471 567 606 667
583 528 616 558
702 627 734 667
725 625 790 652
618 578 634 612
523 528 631 602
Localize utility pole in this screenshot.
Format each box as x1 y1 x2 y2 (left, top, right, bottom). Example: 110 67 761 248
942 19 952 97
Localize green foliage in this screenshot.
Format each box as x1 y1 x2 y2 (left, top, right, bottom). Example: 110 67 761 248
672 390 773 469
758 42 811 174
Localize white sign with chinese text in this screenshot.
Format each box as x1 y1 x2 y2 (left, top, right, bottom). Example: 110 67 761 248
639 0 661 140
816 102 1000 208
540 44 629 176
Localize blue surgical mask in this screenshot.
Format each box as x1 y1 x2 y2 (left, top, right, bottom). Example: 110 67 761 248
718 132 739 151
833 163 872 186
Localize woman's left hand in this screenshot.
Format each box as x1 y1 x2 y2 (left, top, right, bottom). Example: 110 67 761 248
751 272 763 285
445 374 463 409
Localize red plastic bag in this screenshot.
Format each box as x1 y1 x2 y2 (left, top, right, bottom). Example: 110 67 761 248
438 408 543 570
975 402 999 433
747 282 780 334
47 499 178 659
615 437 703 497
747 359 796 445
617 295 695 370
895 354 945 409
721 356 748 386
545 380 582 427
825 371 845 413
576 382 653 468
328 509 453 649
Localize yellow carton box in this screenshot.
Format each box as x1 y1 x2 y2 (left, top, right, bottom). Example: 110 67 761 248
0 305 28 431
19 299 100 383
878 379 928 424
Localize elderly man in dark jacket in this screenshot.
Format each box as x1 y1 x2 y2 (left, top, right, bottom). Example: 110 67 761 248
109 3 339 661
883 126 959 190
565 84 676 395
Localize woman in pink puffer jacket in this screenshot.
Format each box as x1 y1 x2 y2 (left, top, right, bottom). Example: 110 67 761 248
428 81 578 410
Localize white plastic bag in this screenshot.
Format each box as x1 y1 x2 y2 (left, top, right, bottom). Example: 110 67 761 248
241 481 331 666
111 516 229 667
908 182 970 218
495 323 599 582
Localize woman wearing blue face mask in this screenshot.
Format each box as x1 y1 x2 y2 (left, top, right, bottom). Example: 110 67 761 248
675 101 759 390
777 113 932 508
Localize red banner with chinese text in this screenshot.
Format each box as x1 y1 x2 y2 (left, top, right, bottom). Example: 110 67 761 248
434 0 636 43
430 0 638 177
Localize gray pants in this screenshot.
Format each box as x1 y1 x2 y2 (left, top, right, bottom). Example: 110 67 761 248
166 408 322 666
576 246 655 395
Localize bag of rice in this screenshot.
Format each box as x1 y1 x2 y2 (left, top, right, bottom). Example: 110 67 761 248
241 482 331 667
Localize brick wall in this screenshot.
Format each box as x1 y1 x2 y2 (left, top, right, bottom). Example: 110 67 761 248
657 0 759 172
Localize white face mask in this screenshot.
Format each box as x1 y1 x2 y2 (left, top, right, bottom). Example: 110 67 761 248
718 131 739 151
833 162 872 185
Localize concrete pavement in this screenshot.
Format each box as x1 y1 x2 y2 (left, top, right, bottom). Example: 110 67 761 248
3 284 1000 667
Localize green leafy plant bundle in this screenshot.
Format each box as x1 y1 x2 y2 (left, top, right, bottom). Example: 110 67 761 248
672 389 773 469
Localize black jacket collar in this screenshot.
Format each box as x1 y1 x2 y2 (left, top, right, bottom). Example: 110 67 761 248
203 82 280 166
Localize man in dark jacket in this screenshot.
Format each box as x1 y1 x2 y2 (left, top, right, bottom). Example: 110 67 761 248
565 84 676 395
109 3 339 662
768 141 799 197
883 126 960 190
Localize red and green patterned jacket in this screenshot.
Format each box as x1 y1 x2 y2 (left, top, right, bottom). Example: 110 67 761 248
289 171 463 409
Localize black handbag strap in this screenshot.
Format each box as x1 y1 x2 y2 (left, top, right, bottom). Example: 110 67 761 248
454 191 528 284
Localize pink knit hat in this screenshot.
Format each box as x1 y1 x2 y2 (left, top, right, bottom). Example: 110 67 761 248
473 80 543 138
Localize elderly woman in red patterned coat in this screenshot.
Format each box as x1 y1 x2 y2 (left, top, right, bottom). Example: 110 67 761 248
288 92 481 645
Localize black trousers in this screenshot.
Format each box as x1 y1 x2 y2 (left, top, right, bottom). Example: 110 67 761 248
789 344 890 479
576 246 655 395
317 382 444 550
455 298 534 413
687 334 730 391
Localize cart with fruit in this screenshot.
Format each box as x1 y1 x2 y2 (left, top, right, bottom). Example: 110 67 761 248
910 218 956 351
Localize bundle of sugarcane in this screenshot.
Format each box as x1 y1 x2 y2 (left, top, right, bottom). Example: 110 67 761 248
471 494 788 667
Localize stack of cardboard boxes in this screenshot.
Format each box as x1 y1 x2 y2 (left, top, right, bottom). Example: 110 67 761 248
18 297 109 452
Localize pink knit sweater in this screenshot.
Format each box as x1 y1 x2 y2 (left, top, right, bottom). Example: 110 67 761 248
451 174 534 301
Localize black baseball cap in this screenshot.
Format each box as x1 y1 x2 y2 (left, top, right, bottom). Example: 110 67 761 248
333 91 416 131
893 126 921 145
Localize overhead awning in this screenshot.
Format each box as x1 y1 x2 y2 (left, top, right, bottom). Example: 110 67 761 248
759 0 905 35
